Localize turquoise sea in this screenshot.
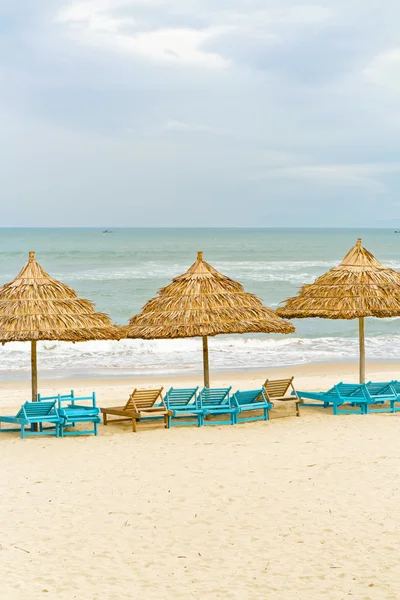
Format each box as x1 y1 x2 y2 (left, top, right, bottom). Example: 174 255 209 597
1 227 400 379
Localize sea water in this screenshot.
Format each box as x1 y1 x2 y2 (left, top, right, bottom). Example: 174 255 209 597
1 227 399 380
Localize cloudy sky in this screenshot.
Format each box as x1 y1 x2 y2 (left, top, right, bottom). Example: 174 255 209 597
1 0 400 227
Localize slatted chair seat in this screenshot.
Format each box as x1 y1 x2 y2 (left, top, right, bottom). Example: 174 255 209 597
232 389 273 424
164 387 201 427
101 387 169 432
264 377 301 416
0 401 63 439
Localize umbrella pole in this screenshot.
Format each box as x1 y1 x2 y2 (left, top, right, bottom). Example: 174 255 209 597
202 336 210 388
359 317 365 384
31 340 38 402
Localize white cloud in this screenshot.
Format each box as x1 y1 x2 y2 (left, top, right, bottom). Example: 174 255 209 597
255 163 400 193
55 1 333 69
56 1 231 68
162 119 219 133
363 48 400 93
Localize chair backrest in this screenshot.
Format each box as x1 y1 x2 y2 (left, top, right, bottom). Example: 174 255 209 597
263 378 294 399
364 382 394 397
390 380 400 394
22 401 57 418
335 383 364 398
233 389 266 406
322 386 339 398
60 392 96 408
198 387 231 407
38 391 75 406
125 388 164 411
165 387 198 408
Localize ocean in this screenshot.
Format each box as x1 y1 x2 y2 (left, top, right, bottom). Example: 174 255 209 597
1 227 400 380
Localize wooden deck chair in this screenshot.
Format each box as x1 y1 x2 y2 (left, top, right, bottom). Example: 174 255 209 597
263 377 301 416
101 387 168 432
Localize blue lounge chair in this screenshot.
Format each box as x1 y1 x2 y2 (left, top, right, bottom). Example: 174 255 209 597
198 387 235 425
0 401 63 439
38 391 101 436
164 387 201 427
232 389 273 424
361 382 400 414
296 383 368 415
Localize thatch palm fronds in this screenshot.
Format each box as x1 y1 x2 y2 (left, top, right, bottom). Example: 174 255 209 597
0 252 122 400
125 251 294 386
277 239 400 382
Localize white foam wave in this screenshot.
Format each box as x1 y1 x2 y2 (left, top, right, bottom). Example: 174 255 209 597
1 335 400 375
55 260 341 285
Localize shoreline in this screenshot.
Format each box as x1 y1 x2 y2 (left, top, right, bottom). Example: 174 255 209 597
1 356 399 382
1 360 399 409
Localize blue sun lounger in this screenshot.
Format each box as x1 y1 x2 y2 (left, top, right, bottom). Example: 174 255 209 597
164 387 201 426
232 389 273 424
361 382 400 413
296 383 368 415
0 401 63 439
198 387 235 425
38 391 100 436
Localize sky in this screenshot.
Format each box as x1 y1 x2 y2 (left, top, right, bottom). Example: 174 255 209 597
1 0 400 227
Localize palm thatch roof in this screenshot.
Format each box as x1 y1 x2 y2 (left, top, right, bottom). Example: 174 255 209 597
276 238 400 320
125 251 294 338
0 252 122 342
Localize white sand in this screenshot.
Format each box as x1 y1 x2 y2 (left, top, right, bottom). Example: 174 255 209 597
0 362 399 599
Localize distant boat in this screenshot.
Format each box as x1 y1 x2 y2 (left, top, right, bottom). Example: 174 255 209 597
102 230 114 233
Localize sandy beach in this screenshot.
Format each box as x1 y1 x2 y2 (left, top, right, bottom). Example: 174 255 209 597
0 362 399 599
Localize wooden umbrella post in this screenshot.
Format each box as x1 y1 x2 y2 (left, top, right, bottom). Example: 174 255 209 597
359 317 365 384
202 336 210 388
31 340 38 402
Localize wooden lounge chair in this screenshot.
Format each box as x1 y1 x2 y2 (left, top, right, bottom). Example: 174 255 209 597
263 377 301 416
232 389 273 424
101 387 168 432
198 387 235 425
164 387 201 427
0 401 63 439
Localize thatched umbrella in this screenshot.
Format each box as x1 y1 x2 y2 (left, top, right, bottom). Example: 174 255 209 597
125 251 294 386
0 252 122 401
276 238 400 383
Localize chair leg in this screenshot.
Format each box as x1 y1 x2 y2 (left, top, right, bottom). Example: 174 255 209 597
103 413 108 426
132 418 137 433
21 426 25 440
164 415 169 429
